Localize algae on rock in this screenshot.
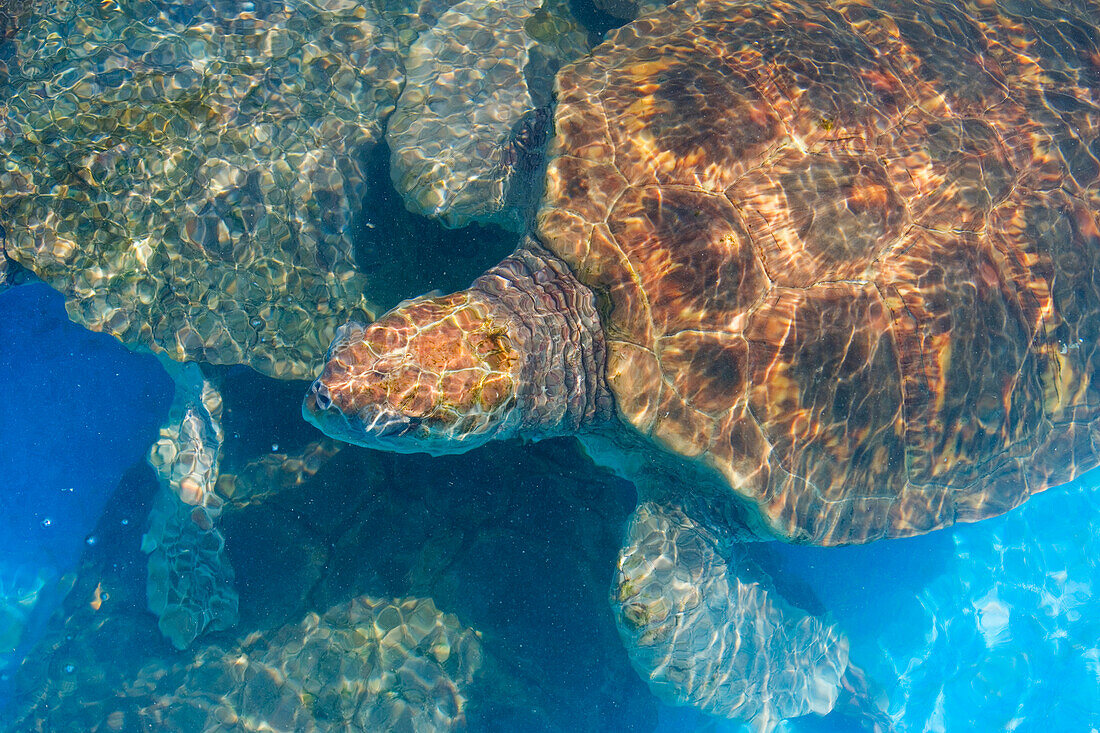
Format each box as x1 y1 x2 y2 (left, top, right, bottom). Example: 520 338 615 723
0 0 401 378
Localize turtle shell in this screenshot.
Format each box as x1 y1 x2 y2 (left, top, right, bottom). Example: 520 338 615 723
537 0 1100 545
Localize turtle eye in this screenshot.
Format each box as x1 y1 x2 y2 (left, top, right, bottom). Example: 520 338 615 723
312 380 332 410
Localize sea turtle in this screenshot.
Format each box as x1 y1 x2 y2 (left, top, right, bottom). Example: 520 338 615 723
303 0 1100 728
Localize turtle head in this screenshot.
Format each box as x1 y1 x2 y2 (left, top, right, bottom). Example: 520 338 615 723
305 245 613 454
303 292 522 455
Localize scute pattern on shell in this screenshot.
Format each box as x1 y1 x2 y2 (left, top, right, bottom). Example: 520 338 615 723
0 0 400 378
539 0 1100 545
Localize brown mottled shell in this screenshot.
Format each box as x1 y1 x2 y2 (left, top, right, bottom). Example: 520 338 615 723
537 0 1100 545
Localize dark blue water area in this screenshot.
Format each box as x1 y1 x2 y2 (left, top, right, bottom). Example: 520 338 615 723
0 283 172 706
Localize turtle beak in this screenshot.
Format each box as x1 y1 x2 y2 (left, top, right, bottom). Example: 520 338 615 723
303 379 349 437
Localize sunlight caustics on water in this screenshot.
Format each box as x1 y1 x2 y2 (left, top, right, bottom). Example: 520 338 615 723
1 0 1099 731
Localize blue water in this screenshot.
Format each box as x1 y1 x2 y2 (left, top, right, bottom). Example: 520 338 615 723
773 479 1100 732
0 284 172 704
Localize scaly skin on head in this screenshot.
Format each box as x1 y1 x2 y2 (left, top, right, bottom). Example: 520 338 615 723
303 292 519 453
304 241 614 455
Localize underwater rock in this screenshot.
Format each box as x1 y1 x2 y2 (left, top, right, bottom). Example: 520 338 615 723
0 0 401 378
0 0 30 40
143 361 237 650
216 439 342 511
135 595 483 732
10 584 481 732
375 0 465 55
0 244 32 293
0 0 595 381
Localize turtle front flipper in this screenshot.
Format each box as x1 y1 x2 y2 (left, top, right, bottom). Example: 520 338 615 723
611 501 850 732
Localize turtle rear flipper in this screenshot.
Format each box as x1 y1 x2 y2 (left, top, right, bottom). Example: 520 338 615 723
611 501 849 732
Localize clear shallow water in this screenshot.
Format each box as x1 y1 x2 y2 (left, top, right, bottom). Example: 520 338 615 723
775 479 1100 731
1 0 1099 731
